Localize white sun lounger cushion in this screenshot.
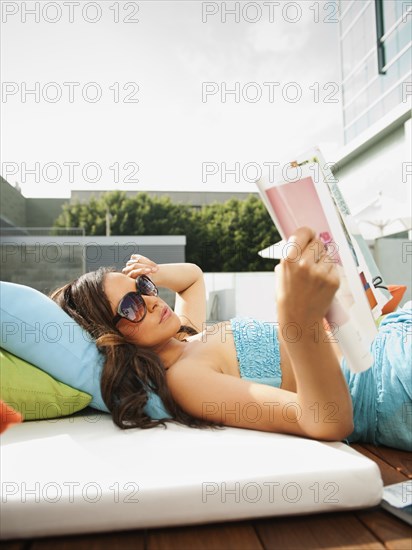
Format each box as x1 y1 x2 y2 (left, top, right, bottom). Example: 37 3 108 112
1 412 383 539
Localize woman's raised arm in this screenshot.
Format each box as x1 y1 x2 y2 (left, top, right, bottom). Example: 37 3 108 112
275 227 354 439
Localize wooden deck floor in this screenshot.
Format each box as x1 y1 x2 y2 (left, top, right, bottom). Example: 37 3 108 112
1 444 411 550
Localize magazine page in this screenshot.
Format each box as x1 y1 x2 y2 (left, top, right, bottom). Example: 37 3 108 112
277 146 391 317
256 150 379 373
313 148 392 316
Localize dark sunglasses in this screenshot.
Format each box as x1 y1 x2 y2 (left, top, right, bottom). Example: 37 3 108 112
113 275 158 325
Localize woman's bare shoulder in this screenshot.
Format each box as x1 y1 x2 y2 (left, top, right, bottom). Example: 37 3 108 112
170 320 238 377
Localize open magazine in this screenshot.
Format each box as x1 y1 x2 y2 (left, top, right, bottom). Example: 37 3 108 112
255 146 392 373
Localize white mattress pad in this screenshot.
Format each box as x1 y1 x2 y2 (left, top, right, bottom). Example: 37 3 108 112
1 412 383 539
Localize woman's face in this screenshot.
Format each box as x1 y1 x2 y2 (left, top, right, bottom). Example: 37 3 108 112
104 272 181 349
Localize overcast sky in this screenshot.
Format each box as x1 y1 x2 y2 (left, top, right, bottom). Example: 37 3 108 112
1 0 344 198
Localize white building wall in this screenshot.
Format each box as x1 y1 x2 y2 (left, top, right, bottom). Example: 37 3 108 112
334 123 409 239
330 107 411 301
204 272 277 322
373 238 412 304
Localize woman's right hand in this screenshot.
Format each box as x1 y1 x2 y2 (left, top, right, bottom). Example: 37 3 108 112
275 226 340 323
122 254 159 278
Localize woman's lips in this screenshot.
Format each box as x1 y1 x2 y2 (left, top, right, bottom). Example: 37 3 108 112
160 306 171 323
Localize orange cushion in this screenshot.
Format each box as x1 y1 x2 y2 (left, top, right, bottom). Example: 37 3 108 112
382 285 407 314
0 400 23 434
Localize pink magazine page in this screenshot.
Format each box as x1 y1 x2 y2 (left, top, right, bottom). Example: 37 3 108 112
266 176 331 240
265 176 342 265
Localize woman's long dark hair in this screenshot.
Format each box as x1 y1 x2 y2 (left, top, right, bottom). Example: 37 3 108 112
50 267 220 431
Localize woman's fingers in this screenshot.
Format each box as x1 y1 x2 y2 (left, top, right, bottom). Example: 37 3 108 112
283 227 316 264
284 228 335 268
300 238 327 266
127 254 157 268
122 253 158 277
283 228 340 289
282 231 325 270
278 228 338 281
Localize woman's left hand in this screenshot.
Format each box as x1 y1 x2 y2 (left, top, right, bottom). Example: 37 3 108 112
122 254 159 278
275 226 340 323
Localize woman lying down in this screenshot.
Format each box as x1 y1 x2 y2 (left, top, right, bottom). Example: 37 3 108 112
50 227 412 451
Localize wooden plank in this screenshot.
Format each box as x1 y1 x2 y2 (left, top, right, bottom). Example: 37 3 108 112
361 445 412 479
352 444 409 486
30 530 145 550
357 509 412 550
350 445 411 549
254 512 384 549
0 543 26 550
147 522 263 550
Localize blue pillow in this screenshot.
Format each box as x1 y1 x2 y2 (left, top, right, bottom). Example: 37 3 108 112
0 281 171 420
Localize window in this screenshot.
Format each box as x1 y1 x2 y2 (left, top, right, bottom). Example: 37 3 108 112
375 0 412 74
375 0 386 73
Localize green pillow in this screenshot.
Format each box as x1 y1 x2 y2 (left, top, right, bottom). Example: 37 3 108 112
0 349 92 420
